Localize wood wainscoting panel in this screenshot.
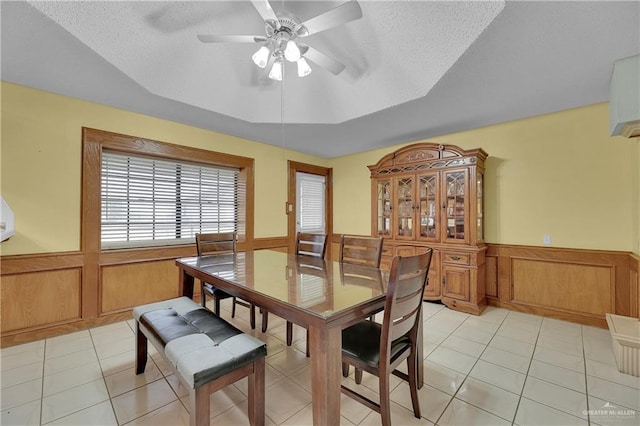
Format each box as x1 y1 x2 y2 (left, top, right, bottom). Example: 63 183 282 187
1 268 82 333
101 260 179 314
511 258 613 317
632 268 639 319
631 254 639 319
330 241 341 262
485 254 498 298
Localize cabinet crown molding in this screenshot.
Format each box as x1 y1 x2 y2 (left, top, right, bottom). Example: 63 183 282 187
368 142 488 176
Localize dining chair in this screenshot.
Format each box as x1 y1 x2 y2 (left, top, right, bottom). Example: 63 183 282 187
196 232 257 329
341 249 433 426
341 234 383 324
340 234 383 268
261 232 327 356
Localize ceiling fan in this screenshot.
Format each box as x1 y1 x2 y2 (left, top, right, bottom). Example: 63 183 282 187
197 0 362 81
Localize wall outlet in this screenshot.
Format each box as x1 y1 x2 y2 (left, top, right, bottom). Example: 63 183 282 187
543 234 552 245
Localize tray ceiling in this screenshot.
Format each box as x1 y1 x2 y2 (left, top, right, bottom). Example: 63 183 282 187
2 1 639 157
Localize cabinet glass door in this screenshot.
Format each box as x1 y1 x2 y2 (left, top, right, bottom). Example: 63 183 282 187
375 179 391 236
395 177 414 239
418 173 438 241
444 170 468 242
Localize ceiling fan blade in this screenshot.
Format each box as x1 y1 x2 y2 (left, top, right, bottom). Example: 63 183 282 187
301 45 345 75
197 34 266 43
296 1 362 37
250 0 280 28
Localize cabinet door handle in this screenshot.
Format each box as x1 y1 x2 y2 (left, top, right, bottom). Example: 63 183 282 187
450 256 461 260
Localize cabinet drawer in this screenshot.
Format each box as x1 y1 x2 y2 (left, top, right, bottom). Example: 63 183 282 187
442 252 470 265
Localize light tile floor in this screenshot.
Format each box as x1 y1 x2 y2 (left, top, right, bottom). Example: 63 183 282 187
2 301 639 425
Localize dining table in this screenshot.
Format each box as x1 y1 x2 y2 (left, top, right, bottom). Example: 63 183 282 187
175 249 423 425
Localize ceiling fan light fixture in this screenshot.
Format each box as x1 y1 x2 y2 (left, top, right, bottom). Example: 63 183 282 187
252 45 270 68
297 57 312 77
284 40 301 62
269 59 283 81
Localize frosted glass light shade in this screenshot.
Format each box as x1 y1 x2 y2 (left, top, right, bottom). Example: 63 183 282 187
297 58 312 77
284 40 301 62
252 46 270 68
269 60 283 81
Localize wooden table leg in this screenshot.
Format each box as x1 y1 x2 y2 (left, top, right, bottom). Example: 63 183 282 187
308 325 341 426
180 269 194 299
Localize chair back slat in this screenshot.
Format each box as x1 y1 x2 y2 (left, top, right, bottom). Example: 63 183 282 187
389 289 424 341
339 235 383 267
340 263 384 292
296 256 328 277
295 232 327 258
381 249 433 358
196 232 236 256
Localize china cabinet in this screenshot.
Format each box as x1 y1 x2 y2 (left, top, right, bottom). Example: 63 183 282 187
369 143 488 314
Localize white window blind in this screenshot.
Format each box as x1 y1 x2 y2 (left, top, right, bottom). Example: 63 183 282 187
296 172 326 234
298 274 327 307
101 151 239 249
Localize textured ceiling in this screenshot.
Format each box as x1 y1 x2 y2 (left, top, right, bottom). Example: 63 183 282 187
25 1 505 124
2 1 639 157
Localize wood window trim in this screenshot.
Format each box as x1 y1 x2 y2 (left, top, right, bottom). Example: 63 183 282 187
81 128 255 318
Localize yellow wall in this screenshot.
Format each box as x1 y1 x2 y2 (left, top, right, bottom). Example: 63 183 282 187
333 103 638 252
2 82 638 256
0 82 327 255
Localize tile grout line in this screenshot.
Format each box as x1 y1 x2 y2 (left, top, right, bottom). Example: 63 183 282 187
39 331 110 425
510 314 543 426
582 325 592 426
517 320 596 425
429 308 507 425
40 339 46 426
446 310 524 425
89 325 121 426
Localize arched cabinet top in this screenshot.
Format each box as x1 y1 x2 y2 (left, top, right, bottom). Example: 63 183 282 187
368 142 488 176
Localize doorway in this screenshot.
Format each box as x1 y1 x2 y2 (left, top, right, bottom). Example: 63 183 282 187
287 161 332 255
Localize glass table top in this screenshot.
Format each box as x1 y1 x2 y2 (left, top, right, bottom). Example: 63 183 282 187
177 250 388 319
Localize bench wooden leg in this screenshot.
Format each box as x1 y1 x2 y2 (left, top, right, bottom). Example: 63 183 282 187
189 386 210 426
247 357 265 426
135 322 147 375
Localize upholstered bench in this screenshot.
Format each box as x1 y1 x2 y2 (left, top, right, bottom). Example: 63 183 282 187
133 297 267 426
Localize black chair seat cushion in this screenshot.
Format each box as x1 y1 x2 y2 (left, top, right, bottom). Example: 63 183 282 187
342 320 411 369
203 283 234 299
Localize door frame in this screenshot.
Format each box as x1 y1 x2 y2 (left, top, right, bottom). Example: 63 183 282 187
287 161 333 255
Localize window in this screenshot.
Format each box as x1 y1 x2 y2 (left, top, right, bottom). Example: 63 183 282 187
82 128 254 254
101 152 240 248
296 172 326 234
